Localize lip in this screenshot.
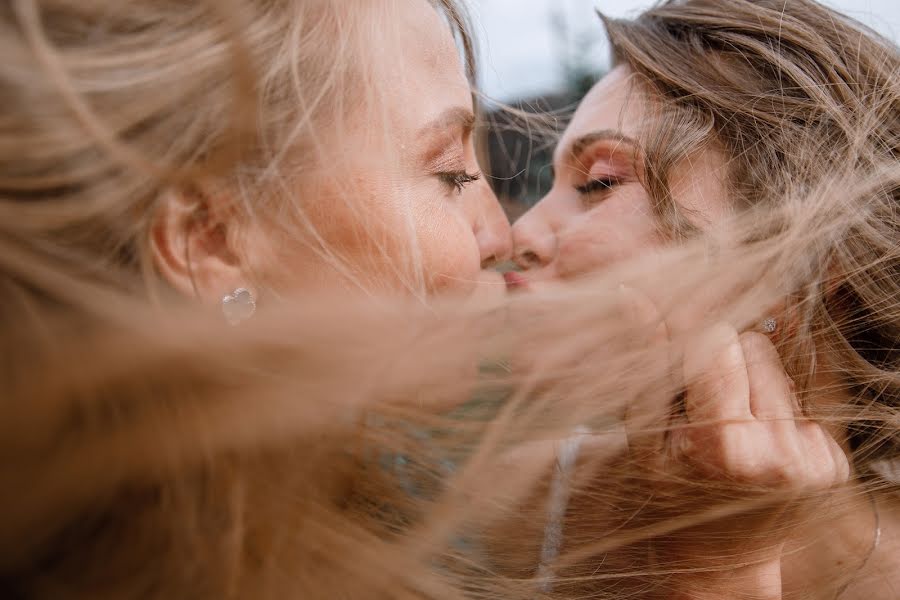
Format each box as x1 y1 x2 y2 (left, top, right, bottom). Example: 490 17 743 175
503 271 530 291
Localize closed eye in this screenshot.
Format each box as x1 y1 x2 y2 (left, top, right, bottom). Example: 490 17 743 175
575 176 621 195
439 170 481 194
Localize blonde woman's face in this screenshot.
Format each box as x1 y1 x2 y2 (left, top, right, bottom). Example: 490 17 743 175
509 67 728 287
255 0 511 302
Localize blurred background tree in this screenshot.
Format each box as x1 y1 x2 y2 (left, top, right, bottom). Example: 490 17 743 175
482 4 604 219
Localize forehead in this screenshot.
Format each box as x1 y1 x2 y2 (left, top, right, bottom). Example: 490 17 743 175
554 66 647 164
385 0 472 132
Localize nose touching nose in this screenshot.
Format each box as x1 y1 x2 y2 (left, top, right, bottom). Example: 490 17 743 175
511 209 555 269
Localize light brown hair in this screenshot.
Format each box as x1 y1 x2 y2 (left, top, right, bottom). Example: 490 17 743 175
601 0 900 468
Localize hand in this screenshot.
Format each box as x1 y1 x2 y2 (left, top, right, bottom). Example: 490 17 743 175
574 287 851 599
634 322 850 599
677 324 849 493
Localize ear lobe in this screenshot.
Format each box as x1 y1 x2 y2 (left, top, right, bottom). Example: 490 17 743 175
150 187 244 305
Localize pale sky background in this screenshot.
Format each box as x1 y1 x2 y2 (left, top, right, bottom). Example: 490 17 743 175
472 0 900 101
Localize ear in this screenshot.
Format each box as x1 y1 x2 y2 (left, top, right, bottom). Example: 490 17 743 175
150 185 247 306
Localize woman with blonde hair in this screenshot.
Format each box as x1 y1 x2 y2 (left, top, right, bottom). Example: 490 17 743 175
0 0 863 599
511 0 900 597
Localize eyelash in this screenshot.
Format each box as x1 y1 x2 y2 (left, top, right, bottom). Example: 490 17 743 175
439 170 481 194
575 176 621 196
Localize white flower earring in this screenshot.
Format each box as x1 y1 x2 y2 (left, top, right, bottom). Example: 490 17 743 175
761 317 777 334
222 287 256 325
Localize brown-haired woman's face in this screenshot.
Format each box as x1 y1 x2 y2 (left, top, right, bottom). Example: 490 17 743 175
263 0 511 301
509 67 727 288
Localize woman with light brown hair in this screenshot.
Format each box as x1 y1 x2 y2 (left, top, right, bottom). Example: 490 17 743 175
511 0 900 597
0 1 870 599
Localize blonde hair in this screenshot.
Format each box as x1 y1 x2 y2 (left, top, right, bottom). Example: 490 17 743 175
1 1 898 599
0 0 477 302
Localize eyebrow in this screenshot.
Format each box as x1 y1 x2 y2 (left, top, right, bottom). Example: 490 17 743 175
555 129 639 169
418 106 477 138
417 107 477 168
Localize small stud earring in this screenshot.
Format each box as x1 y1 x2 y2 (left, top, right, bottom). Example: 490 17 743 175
222 287 256 325
761 317 777 334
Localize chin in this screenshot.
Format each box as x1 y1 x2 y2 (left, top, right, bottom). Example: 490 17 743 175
461 269 508 307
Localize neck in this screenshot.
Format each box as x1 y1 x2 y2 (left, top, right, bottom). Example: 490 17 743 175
781 488 898 599
781 368 899 599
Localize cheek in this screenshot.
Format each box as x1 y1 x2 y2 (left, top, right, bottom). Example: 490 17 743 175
262 176 419 295
669 149 730 226
556 188 661 278
415 203 481 295
254 172 483 297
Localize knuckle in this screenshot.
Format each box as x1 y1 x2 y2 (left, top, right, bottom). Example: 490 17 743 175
771 456 803 485
836 454 852 484
721 429 770 481
806 462 835 491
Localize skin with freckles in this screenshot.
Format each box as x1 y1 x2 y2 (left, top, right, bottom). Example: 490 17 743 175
283 5 512 299
280 0 512 300
153 0 511 307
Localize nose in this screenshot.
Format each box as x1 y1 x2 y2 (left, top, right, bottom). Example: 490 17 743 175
473 187 513 268
511 203 556 269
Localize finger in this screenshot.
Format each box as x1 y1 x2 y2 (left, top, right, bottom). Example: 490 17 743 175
827 431 852 485
683 322 752 423
739 332 796 423
796 422 850 489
